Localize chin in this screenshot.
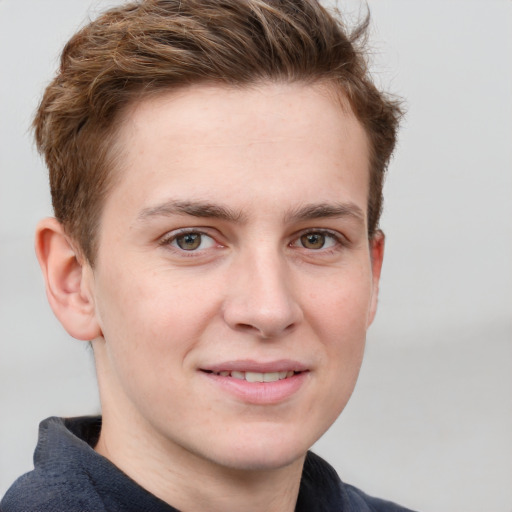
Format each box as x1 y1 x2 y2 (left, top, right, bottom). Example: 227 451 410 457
200 427 314 472
215 449 306 473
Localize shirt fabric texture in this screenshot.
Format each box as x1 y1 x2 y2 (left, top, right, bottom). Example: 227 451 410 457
1 416 417 512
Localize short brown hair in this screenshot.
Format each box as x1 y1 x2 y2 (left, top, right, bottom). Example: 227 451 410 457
34 0 402 264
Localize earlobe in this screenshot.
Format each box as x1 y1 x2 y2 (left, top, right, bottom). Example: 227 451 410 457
367 230 385 327
35 218 101 341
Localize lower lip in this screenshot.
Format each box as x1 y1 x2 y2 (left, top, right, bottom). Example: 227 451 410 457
201 371 309 405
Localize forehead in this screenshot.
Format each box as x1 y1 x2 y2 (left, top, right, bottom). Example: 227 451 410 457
106 82 370 221
119 82 366 153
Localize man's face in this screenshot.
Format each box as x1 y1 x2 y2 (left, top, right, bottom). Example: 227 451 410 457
89 83 383 471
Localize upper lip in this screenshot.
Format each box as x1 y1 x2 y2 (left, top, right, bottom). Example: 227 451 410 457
200 359 309 374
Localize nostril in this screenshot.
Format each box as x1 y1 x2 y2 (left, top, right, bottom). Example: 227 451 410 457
222 289 303 338
234 321 297 339
235 323 260 334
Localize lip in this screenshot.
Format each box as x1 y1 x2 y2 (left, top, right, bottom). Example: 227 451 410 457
201 359 309 374
199 359 310 405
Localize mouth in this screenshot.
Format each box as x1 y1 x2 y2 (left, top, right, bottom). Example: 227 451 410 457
201 369 302 383
198 361 309 404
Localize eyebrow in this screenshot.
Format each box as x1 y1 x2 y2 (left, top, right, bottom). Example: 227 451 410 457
284 202 365 224
137 200 246 223
137 199 365 225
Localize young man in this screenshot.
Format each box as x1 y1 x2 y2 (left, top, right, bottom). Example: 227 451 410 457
1 0 412 511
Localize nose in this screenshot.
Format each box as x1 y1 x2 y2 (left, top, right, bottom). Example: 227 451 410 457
222 249 303 339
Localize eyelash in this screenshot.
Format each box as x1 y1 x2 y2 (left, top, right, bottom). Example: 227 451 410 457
291 229 346 251
158 228 347 255
159 228 218 254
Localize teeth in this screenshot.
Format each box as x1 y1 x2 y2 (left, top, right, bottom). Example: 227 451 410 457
215 370 297 382
246 371 264 382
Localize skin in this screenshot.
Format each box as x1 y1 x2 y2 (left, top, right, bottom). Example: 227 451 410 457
36 82 384 512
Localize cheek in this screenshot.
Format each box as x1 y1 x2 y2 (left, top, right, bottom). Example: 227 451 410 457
93 270 193 411
94 264 221 366
93 266 166 380
304 264 373 341
303 265 371 412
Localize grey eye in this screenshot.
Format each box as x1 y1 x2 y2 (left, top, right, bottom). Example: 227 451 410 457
176 233 202 250
171 232 215 251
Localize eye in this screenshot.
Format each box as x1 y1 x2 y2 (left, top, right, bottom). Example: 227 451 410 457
167 231 216 251
295 231 338 250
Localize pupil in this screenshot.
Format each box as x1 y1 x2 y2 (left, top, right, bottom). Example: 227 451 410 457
301 233 325 249
177 233 201 250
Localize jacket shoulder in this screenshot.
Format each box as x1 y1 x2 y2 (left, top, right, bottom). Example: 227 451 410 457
1 469 107 512
345 483 418 512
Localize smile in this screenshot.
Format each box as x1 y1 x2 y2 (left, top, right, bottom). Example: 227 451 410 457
204 370 299 382
199 360 310 403
200 364 308 404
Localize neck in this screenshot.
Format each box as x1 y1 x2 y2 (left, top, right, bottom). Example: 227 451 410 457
95 412 305 512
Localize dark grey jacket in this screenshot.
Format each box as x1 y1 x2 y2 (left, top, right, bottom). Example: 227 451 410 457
1 417 417 512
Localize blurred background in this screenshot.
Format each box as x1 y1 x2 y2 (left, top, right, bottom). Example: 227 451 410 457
0 1 510 510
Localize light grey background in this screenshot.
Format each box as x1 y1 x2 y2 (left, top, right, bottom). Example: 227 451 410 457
1 1 511 511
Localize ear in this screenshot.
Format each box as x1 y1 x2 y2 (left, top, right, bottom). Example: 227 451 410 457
35 218 102 341
367 229 385 327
